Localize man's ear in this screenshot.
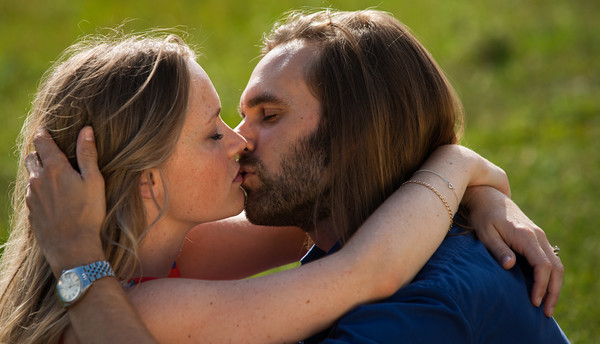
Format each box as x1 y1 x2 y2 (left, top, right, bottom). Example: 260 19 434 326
140 169 163 199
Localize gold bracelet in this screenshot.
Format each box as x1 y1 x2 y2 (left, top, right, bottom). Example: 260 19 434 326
402 179 454 231
415 169 459 205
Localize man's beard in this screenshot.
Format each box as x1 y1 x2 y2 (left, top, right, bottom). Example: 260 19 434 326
240 122 330 231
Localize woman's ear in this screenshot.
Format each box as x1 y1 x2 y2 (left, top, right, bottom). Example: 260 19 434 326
139 169 163 199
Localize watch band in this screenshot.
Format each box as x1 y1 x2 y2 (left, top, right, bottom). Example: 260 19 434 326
82 260 115 282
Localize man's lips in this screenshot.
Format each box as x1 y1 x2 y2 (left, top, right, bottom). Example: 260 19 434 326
241 171 256 184
238 165 256 184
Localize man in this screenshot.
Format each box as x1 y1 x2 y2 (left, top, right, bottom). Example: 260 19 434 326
25 9 565 343
233 10 567 342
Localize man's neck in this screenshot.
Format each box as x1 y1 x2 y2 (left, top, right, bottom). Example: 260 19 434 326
307 217 339 252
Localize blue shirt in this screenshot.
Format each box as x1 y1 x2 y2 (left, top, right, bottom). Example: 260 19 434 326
300 227 569 343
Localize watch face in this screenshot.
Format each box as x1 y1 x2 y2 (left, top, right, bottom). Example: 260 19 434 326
57 270 82 303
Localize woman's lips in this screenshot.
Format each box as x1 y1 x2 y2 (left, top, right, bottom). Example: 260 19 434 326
233 172 244 184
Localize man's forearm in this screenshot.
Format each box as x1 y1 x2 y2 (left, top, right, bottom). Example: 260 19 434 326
65 278 157 344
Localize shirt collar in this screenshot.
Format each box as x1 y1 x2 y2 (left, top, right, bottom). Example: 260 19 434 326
300 242 342 265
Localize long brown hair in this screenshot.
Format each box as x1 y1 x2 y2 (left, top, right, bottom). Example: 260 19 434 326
263 10 464 243
0 32 194 343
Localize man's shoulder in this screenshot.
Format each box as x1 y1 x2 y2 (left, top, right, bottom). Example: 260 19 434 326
400 227 543 316
318 229 569 343
408 229 508 296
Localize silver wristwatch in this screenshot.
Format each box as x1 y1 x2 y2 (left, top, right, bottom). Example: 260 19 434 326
56 260 115 307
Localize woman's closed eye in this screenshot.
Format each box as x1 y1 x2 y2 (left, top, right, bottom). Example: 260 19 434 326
211 132 224 140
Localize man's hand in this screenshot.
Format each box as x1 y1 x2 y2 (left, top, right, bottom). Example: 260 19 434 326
464 186 564 317
25 126 107 276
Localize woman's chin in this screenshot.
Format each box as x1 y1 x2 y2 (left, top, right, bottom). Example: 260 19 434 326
222 192 246 219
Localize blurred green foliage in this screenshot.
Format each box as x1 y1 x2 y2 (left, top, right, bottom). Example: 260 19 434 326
1 0 598 341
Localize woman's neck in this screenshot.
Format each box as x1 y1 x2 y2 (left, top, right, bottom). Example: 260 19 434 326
135 216 192 278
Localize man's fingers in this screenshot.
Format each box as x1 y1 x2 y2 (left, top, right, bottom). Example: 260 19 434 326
25 152 43 177
33 128 70 169
76 126 101 181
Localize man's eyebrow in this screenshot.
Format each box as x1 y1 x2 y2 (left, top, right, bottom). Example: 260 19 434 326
244 92 289 109
238 92 289 117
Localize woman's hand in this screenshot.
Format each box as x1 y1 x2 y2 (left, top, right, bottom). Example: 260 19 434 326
421 145 563 316
463 186 563 317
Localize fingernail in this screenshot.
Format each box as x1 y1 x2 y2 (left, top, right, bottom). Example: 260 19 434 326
536 297 543 307
84 127 94 142
547 307 554 317
501 255 512 266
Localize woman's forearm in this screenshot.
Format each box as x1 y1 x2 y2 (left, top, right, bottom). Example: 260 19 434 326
338 144 506 296
128 145 505 343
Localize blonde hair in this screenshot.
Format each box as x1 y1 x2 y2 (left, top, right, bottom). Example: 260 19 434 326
0 32 194 343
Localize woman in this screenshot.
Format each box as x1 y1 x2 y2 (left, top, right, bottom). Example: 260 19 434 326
1 31 553 343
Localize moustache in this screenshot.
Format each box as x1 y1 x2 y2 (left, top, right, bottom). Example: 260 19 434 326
238 154 261 168
238 154 266 179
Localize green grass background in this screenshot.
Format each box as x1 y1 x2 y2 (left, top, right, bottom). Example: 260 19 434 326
1 0 598 341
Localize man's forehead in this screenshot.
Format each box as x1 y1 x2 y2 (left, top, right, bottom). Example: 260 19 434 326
240 42 317 108
252 49 303 85
261 40 313 68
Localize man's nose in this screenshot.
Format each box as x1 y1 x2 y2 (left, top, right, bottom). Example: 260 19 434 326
234 120 256 152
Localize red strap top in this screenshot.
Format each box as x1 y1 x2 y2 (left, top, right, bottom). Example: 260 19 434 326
127 261 181 286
